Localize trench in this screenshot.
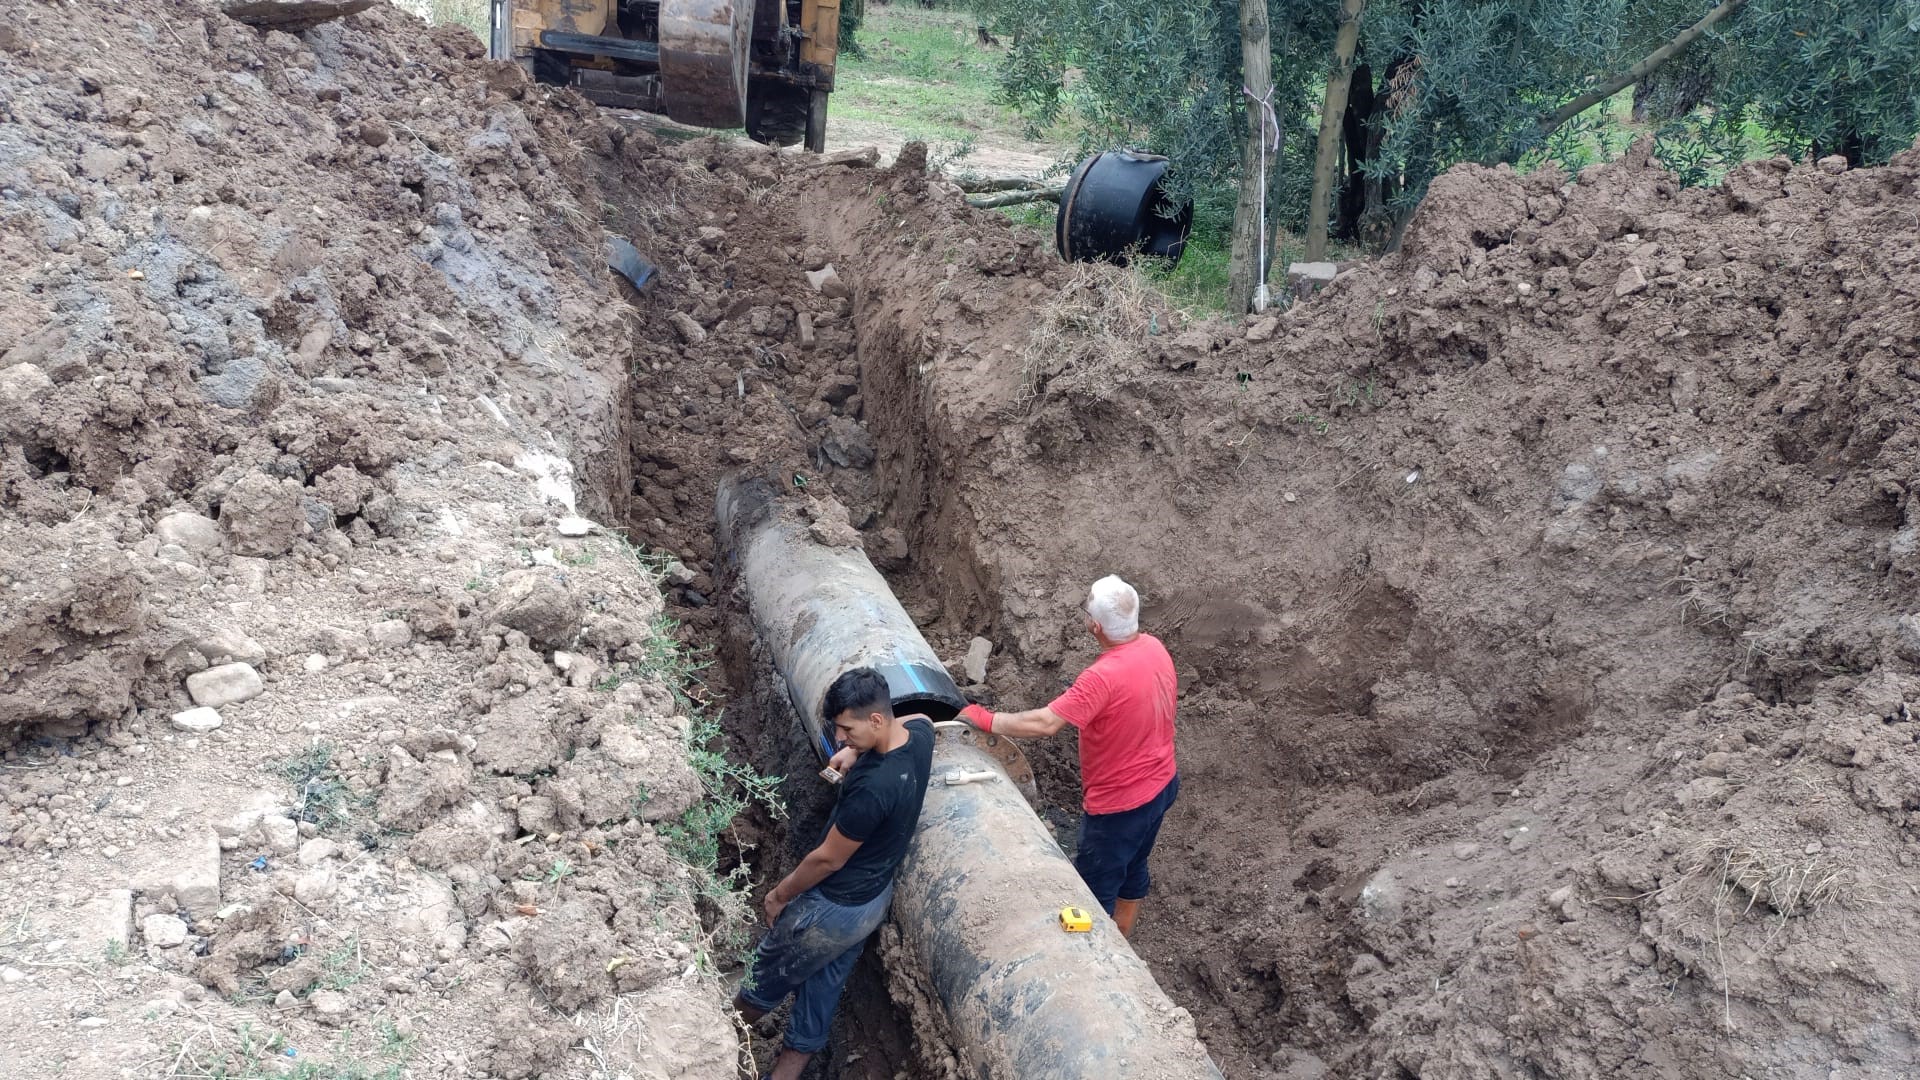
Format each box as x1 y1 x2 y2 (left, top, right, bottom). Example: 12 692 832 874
582 139 1672 1077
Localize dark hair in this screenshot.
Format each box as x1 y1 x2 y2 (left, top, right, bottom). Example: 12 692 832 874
823 667 893 723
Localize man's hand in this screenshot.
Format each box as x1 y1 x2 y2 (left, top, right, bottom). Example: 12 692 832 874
828 746 859 774
763 889 790 927
959 703 996 731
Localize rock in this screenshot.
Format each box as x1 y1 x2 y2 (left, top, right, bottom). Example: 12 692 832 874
1700 751 1732 777
298 838 340 866
1358 869 1405 923
317 626 370 657
695 225 727 249
274 989 298 1010
309 987 351 1024
516 796 559 836
369 619 413 650
154 512 223 552
556 516 593 537
820 417 875 469
806 264 850 298
174 831 222 912
303 654 329 674
294 867 337 905
1286 262 1338 294
1817 154 1848 175
1627 941 1657 966
819 374 860 407
0 968 23 984
193 627 266 665
1614 265 1648 297
963 637 993 684
200 357 276 412
142 913 189 948
220 472 306 557
1346 953 1384 978
222 0 377 30
187 663 264 708
662 560 698 587
170 707 223 734
0 362 53 405
1244 316 1280 343
669 311 707 344
230 556 270 594
487 570 583 646
1451 843 1480 860
377 745 471 829
796 312 817 349
1893 614 1920 662
261 814 300 854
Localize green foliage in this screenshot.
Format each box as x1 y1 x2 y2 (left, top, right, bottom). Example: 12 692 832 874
1694 0 1920 163
978 0 1918 274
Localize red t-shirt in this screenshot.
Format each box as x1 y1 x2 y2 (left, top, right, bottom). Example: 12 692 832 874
1047 634 1179 814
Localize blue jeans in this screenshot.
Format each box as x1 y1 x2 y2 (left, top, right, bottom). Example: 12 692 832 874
738 883 893 1054
1073 775 1179 914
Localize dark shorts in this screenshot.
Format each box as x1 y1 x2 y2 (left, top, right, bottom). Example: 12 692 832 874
1073 774 1179 913
738 883 892 1055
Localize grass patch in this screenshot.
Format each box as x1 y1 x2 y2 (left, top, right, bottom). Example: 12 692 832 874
835 5 1074 160
281 742 357 832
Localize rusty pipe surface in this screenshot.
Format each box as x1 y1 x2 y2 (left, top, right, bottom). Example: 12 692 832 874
897 732 1224 1080
716 475 964 761
717 475 1222 1079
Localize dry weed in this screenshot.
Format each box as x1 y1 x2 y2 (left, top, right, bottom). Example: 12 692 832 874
1017 261 1169 407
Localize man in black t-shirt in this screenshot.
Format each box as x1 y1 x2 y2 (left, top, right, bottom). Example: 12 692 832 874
734 667 933 1080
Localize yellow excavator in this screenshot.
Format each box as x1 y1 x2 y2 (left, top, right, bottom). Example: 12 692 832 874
488 0 840 151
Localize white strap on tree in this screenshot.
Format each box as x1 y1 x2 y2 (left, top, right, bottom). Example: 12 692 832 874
1242 85 1281 313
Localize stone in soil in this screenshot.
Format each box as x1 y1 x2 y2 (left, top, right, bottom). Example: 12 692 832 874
486 570 583 646
369 619 413 649
154 512 223 552
171 706 223 733
186 663 264 707
143 913 189 948
219 472 308 557
963 636 994 684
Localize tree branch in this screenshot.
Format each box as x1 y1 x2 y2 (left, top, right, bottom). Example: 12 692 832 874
956 176 1050 193
1516 0 1749 158
965 187 1063 209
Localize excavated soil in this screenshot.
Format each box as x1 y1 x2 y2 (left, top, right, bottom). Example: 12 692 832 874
5 0 1920 1077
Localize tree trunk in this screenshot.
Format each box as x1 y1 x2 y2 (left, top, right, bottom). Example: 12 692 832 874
1335 62 1374 241
1305 0 1367 262
1227 0 1274 314
1509 0 1748 160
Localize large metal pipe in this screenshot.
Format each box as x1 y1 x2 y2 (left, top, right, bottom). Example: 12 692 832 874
717 475 966 761
717 475 1223 1079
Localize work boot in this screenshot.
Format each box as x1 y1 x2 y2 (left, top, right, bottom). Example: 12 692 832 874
1113 898 1141 938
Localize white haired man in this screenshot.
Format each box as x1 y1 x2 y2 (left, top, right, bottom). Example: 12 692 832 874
958 574 1179 937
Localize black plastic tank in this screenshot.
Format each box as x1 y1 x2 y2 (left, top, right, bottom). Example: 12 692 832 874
1055 150 1193 267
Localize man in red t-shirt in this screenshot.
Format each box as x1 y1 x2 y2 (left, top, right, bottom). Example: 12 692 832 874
958 574 1179 938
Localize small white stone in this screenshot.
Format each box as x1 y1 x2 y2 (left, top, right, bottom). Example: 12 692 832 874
294 867 337 905
170 707 223 734
142 914 189 948
260 814 299 854
186 663 263 708
303 654 329 674
0 967 25 984
297 838 340 866
368 619 413 650
556 516 593 537
553 651 575 672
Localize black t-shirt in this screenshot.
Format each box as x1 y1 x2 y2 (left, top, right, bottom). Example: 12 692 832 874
818 717 934 905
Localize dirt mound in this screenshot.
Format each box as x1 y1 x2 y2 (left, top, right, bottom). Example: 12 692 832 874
0 1 752 1075
799 140 1920 1077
